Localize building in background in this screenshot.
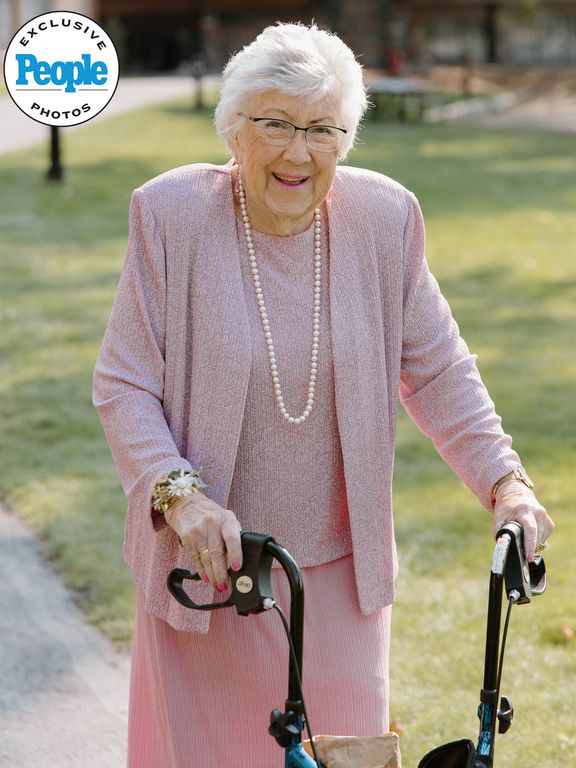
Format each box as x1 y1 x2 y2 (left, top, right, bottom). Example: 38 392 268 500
96 0 325 73
2 1 576 72
0 1 96 51
396 0 576 65
95 0 576 72
1 0 49 49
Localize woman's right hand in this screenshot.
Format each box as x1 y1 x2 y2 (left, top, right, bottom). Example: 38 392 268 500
164 493 243 591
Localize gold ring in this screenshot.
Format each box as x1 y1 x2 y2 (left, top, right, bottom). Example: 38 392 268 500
199 548 211 559
536 541 549 553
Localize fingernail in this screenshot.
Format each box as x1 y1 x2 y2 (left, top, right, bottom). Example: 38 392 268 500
202 574 210 583
217 582 227 593
231 561 241 571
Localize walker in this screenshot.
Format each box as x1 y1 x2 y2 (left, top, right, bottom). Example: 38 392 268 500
167 523 546 767
418 522 547 767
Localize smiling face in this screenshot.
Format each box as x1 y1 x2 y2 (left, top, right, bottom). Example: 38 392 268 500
230 91 342 236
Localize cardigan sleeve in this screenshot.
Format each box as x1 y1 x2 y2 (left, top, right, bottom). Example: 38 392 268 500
93 188 192 530
399 193 520 509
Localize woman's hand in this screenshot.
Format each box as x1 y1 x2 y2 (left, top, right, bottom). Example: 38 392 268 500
492 479 555 561
165 493 243 591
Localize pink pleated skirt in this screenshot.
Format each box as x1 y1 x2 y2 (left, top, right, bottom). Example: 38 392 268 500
128 554 391 768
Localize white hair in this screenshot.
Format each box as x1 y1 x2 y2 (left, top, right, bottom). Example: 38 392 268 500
214 22 367 160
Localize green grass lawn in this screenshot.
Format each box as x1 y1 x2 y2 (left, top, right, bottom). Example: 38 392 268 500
1 103 574 766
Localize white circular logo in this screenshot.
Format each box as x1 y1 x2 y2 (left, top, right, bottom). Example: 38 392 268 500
235 576 253 594
3 11 119 127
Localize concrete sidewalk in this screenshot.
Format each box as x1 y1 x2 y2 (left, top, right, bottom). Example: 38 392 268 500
456 90 576 133
0 74 217 155
0 503 131 767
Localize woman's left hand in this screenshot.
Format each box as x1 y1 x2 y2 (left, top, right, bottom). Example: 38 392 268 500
492 479 555 561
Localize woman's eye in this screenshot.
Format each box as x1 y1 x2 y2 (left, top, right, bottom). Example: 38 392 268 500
264 120 287 129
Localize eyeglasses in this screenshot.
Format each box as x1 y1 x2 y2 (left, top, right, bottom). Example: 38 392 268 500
241 114 347 152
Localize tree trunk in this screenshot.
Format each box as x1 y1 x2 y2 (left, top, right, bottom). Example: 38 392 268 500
484 2 500 64
9 0 22 34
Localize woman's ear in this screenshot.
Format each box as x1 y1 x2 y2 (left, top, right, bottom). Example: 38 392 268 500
230 134 243 165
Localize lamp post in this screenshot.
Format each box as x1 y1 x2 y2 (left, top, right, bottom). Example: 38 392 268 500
44 0 72 181
190 59 207 110
46 126 64 181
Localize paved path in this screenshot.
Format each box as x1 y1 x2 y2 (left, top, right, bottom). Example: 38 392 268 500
0 75 216 155
0 503 131 767
458 90 576 133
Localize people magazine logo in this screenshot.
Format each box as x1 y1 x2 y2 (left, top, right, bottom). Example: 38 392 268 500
3 11 119 127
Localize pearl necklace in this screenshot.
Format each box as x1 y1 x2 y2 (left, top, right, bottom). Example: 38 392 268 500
237 174 321 425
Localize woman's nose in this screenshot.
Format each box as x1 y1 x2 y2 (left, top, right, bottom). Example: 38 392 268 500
282 129 312 162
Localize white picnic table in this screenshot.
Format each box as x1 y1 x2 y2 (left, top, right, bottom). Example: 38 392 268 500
366 76 434 121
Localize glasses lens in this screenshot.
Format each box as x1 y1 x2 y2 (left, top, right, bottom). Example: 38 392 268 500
253 119 293 145
306 126 341 152
250 117 342 152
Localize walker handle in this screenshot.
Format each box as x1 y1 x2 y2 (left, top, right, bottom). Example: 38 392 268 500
167 531 276 614
166 568 235 611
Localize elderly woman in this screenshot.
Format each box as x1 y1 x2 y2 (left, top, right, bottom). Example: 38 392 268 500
93 22 554 768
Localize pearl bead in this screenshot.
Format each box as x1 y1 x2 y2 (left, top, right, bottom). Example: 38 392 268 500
237 173 321 426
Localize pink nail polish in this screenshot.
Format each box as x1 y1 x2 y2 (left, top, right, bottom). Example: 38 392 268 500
217 582 227 593
231 561 241 571
202 574 210 583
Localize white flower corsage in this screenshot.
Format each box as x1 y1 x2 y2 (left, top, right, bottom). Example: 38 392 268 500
152 468 208 514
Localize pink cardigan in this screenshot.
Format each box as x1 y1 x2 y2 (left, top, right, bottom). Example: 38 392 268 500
93 162 519 632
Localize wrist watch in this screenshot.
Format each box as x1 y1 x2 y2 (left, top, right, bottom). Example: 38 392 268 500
491 466 534 508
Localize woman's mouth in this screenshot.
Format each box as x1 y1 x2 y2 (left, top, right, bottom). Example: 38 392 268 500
272 172 309 187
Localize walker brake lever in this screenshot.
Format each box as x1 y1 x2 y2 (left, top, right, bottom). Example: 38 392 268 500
167 531 277 614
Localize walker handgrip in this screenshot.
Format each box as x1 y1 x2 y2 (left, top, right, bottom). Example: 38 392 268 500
166 531 277 613
495 522 532 603
167 568 235 611
495 522 547 604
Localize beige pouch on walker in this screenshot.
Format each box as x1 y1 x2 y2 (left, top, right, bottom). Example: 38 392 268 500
303 732 401 767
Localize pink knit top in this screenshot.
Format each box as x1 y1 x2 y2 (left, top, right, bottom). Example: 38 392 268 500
229 209 353 565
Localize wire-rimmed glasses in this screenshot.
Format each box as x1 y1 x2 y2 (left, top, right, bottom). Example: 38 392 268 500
241 114 347 152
